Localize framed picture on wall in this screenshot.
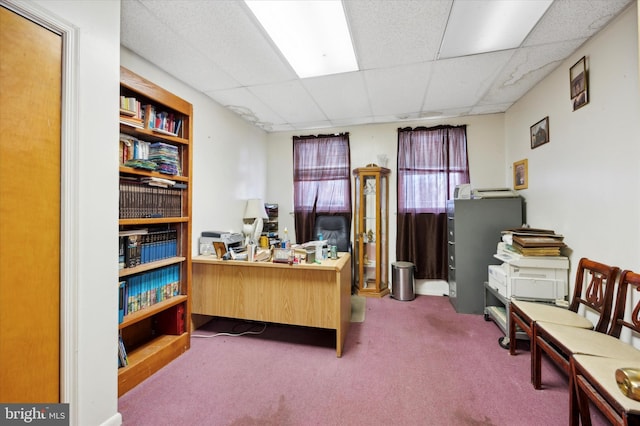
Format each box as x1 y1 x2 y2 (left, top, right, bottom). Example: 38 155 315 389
530 116 549 149
513 159 528 190
570 56 588 111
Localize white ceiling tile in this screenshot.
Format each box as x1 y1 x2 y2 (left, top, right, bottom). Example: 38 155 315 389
482 39 586 105
249 81 328 125
135 0 296 86
424 50 514 111
524 0 633 46
207 87 285 127
364 62 433 117
302 72 372 120
344 0 453 69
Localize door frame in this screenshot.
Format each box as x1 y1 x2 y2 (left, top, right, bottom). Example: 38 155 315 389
1 0 79 418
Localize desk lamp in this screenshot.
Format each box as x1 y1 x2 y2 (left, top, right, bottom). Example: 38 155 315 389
243 198 268 246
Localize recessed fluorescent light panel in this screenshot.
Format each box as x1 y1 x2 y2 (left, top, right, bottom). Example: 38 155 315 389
245 0 358 78
439 0 553 59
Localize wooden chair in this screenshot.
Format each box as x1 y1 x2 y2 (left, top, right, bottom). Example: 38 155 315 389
508 258 620 387
569 270 640 426
534 268 638 389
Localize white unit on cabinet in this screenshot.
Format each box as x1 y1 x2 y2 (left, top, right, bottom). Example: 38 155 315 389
484 249 569 348
447 198 523 314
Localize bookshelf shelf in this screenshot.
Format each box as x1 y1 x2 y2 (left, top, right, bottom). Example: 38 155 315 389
119 166 189 182
119 256 186 278
118 295 188 329
119 123 189 145
117 333 189 397
118 66 192 396
119 217 189 226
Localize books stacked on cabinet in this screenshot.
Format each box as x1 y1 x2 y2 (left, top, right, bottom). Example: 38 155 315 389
501 228 566 256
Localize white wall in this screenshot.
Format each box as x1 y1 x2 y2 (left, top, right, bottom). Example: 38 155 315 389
120 49 269 256
266 114 507 295
505 3 639 345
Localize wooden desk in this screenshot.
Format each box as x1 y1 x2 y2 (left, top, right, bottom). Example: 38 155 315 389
192 253 351 357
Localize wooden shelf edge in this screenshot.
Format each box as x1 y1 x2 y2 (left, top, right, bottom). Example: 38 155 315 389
119 166 188 182
119 257 186 278
119 295 187 329
119 217 189 226
119 123 189 145
117 333 190 397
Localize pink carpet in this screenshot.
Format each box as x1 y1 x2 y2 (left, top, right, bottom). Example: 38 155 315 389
118 295 608 425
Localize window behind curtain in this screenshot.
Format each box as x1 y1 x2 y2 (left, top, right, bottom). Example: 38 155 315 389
396 125 469 279
293 133 351 243
398 125 470 214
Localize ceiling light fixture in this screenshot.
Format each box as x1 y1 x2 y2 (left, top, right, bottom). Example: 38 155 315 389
438 0 553 59
244 0 358 78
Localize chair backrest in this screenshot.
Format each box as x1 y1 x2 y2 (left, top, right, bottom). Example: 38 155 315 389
568 258 621 333
607 269 640 338
313 215 350 252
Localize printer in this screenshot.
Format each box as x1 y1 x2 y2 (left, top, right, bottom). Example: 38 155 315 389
199 231 244 256
488 242 569 302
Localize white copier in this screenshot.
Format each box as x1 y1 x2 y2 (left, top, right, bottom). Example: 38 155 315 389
485 243 570 348
488 242 569 302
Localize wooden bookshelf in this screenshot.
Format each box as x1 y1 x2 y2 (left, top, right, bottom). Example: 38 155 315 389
117 66 192 396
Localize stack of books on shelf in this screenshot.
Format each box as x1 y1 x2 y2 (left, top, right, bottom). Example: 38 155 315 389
501 228 566 256
120 96 144 129
149 142 180 175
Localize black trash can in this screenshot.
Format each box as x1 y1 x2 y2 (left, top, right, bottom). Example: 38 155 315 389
391 261 415 301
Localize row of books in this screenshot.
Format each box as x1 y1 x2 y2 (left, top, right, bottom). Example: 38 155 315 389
119 178 183 219
119 228 178 269
119 134 183 176
118 333 128 368
119 264 180 321
119 96 184 138
501 227 566 256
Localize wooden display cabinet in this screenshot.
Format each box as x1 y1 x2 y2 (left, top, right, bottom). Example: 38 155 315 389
353 166 390 297
117 67 192 396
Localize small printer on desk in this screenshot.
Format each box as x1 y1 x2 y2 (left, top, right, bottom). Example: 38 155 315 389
199 231 244 256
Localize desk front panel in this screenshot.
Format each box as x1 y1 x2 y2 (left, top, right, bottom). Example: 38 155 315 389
193 261 341 329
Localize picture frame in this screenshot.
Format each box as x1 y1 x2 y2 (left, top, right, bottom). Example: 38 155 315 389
513 159 528 190
570 56 588 111
530 116 549 149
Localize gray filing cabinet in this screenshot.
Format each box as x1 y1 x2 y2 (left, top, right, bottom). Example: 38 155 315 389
447 198 523 314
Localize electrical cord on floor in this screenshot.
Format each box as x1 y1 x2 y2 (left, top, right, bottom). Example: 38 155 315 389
191 321 267 338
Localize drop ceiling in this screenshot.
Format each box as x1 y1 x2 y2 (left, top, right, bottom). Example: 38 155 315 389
121 0 633 133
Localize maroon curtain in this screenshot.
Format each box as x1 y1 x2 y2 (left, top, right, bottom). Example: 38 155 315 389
396 125 469 279
293 133 351 244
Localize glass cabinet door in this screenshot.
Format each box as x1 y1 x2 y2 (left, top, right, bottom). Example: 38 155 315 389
353 167 390 297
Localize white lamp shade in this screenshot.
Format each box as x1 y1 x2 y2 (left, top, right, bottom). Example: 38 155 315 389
243 199 268 245
244 198 268 219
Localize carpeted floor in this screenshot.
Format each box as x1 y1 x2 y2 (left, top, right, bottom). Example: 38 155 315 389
350 295 366 322
119 295 608 426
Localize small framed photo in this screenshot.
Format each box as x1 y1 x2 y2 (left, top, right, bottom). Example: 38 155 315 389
570 56 588 111
513 159 528 190
530 116 549 149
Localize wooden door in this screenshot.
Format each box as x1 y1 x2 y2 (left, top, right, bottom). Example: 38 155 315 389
0 5 62 402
